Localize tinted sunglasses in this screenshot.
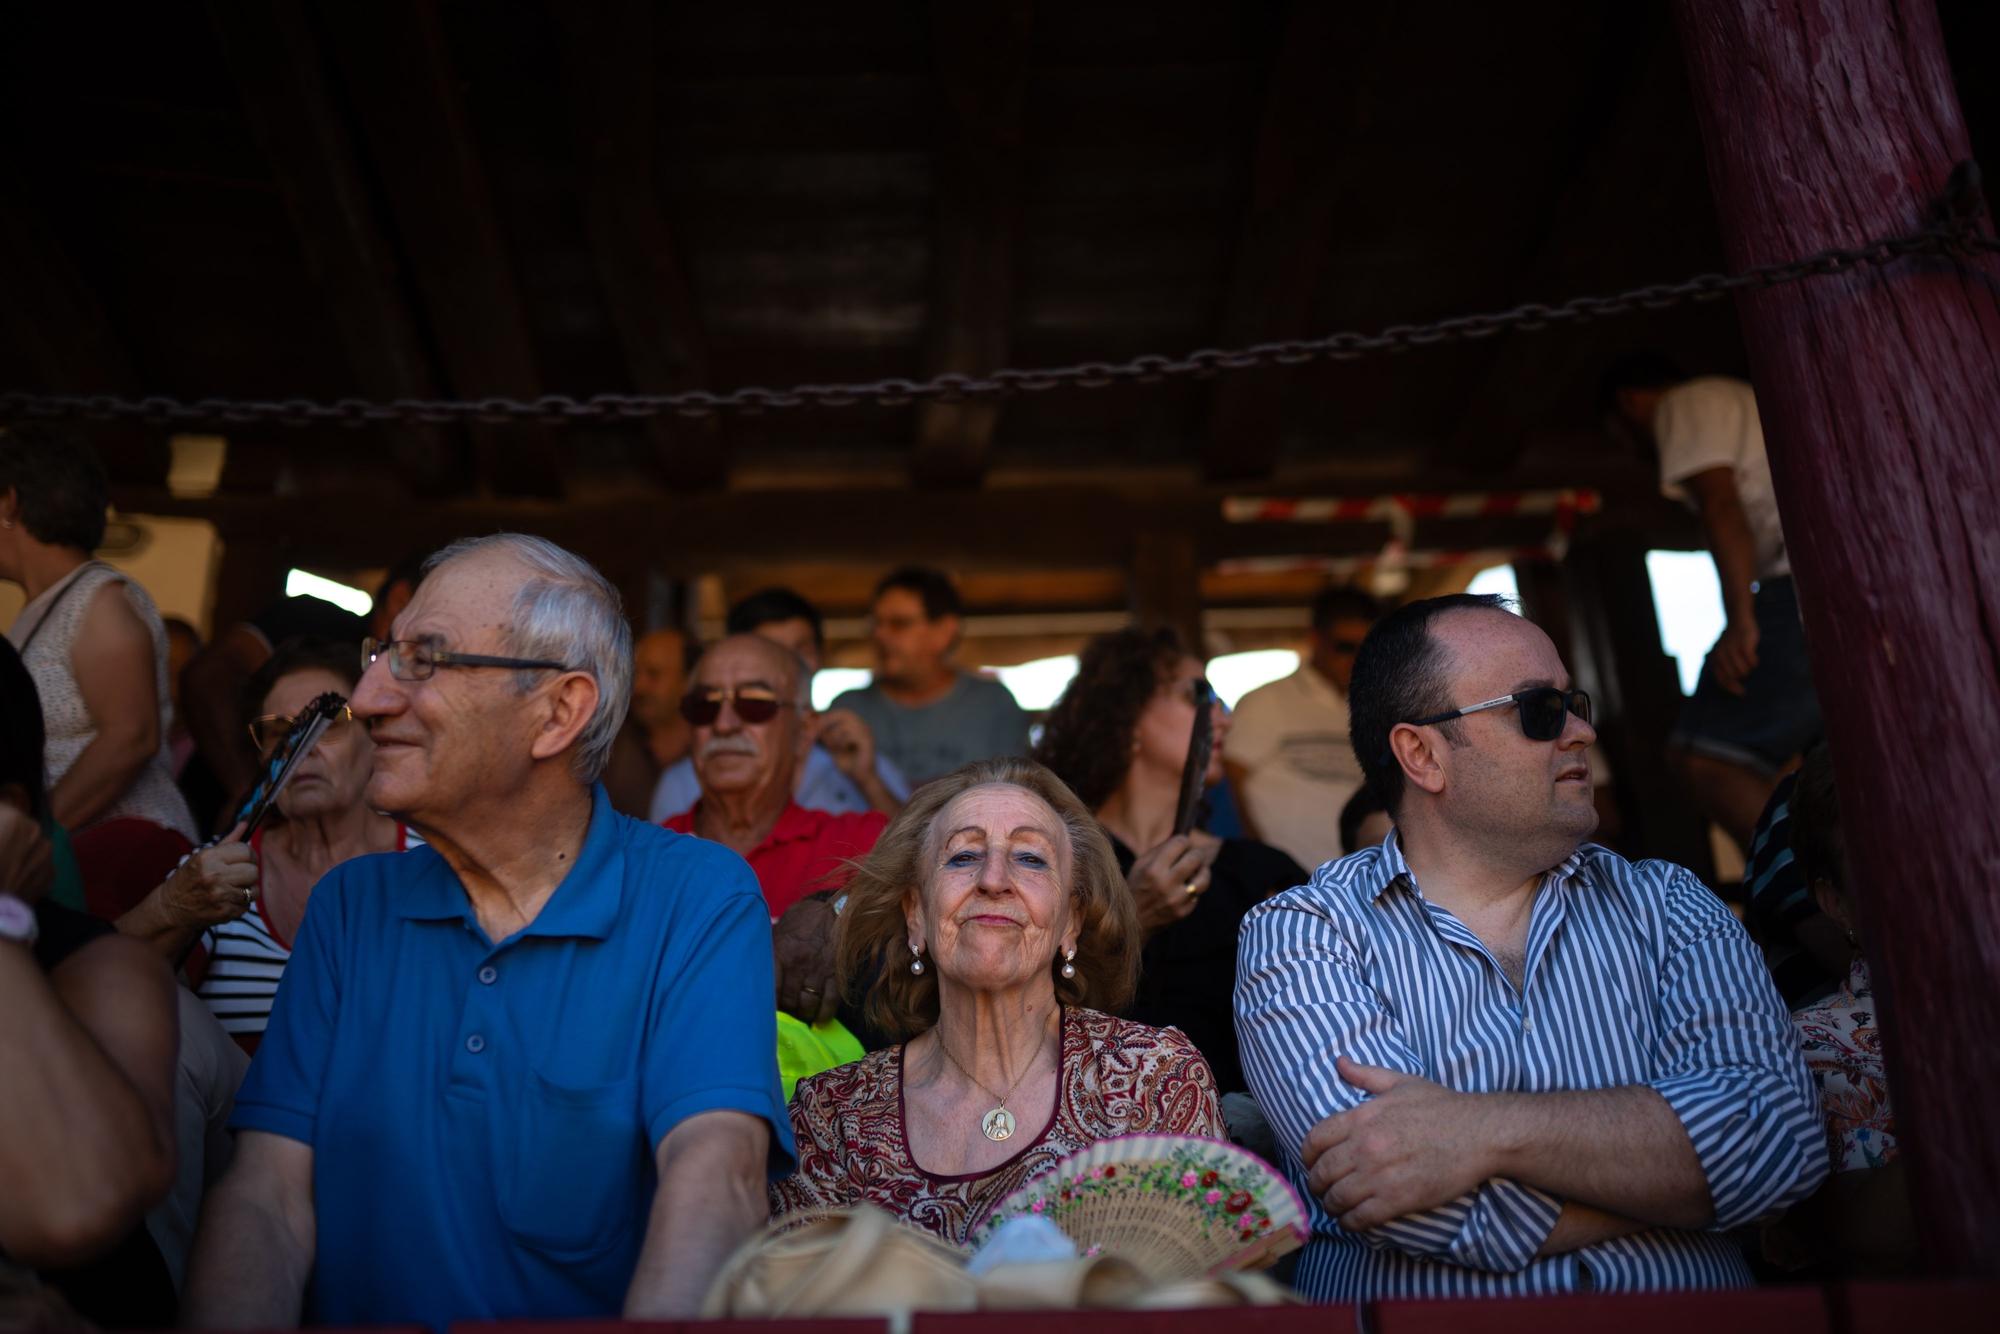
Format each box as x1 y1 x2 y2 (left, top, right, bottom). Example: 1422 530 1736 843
1406 686 1592 742
678 685 796 727
248 704 354 753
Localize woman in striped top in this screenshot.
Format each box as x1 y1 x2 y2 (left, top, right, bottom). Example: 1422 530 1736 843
116 637 412 1053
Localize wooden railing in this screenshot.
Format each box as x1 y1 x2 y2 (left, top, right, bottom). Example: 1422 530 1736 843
422 1280 2000 1334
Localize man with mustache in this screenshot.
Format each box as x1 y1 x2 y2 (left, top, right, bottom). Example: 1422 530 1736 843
662 635 886 923
1235 593 1825 1300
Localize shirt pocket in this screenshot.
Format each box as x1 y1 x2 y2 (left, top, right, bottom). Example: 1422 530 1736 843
495 1067 647 1260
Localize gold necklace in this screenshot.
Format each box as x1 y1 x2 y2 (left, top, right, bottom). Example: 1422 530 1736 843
933 1014 1056 1143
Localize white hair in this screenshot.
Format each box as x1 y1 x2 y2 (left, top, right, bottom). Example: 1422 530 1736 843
424 533 633 783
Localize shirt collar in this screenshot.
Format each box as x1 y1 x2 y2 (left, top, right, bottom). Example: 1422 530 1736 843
396 783 625 941
764 802 822 849
675 800 818 854
1366 827 1587 901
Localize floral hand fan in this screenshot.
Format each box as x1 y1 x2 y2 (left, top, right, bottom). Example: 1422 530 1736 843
972 1134 1307 1281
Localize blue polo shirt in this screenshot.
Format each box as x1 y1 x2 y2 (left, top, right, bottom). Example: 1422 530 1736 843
231 783 794 1328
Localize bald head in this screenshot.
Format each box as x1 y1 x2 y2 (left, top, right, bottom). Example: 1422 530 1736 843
692 634 807 706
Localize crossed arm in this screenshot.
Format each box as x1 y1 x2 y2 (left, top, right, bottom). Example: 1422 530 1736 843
1303 1056 1706 1259
1236 896 1827 1273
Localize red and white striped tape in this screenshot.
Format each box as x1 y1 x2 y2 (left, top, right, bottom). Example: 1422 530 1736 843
1212 544 1562 579
1221 488 1601 525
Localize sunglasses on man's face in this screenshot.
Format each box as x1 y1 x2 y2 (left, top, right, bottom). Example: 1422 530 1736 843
678 685 795 727
1406 686 1592 743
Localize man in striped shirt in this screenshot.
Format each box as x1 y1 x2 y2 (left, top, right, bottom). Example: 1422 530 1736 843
1235 593 1826 1299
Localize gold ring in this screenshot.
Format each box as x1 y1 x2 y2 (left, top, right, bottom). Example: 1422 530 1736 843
1184 880 1202 897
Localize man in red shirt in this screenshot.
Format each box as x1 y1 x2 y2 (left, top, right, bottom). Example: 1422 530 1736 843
661 635 886 921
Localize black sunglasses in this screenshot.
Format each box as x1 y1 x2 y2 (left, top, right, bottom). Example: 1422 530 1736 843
679 685 798 727
1407 686 1592 742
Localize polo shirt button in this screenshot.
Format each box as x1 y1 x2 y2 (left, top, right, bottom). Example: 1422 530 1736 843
466 1034 486 1054
478 965 498 985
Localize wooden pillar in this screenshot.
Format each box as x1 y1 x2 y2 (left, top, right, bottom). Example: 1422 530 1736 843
1677 0 2000 1273
1130 532 1206 659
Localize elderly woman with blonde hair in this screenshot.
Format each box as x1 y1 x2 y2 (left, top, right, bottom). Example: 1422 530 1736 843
770 757 1222 1244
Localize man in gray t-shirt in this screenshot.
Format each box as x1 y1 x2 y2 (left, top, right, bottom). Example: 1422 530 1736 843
827 566 1029 785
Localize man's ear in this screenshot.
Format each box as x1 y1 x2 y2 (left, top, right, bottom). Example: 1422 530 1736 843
1388 723 1448 802
933 612 963 658
529 671 602 764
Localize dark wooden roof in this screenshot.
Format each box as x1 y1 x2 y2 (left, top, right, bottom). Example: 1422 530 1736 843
2 0 1993 593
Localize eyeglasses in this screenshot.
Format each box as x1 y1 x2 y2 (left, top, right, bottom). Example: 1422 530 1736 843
248 705 354 753
361 637 568 683
678 685 800 727
1406 686 1592 742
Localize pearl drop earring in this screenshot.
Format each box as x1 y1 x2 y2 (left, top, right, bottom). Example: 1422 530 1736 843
909 944 925 976
1060 947 1077 980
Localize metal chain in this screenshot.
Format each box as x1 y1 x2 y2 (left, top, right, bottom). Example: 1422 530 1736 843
4 163 1992 431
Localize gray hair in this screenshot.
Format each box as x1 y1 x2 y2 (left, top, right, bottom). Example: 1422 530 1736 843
424 534 633 783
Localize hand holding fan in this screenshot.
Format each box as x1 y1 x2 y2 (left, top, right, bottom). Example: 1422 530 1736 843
228 691 351 839
973 1134 1307 1282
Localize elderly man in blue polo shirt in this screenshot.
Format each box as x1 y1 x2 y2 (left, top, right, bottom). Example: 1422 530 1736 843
1236 593 1827 1300
183 535 792 1329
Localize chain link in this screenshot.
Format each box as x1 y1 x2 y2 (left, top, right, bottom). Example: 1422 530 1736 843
4 164 1992 431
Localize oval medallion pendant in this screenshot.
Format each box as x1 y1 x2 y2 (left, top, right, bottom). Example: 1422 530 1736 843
981 1107 1016 1142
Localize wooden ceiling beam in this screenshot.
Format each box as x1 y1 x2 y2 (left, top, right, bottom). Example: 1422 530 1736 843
108 483 1587 578
205 0 454 496
910 0 1033 487
1203 3 1388 483
553 2 726 491
314 1 560 499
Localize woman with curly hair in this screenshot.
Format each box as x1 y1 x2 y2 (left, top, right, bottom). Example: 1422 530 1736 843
1033 628 1304 1094
770 756 1222 1244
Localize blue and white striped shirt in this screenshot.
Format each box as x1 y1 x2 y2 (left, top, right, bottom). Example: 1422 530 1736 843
1235 833 1827 1300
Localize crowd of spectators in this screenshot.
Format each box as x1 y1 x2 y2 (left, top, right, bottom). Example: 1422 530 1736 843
0 410 1902 1326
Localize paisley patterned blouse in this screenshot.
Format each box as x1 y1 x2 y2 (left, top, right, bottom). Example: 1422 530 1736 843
1793 957 1897 1172
770 1006 1223 1245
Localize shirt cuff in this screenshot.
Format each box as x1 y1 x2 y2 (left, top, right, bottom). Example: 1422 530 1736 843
230 1099 316 1146
1449 1178 1563 1273
648 1084 798 1179
1361 1178 1562 1274
1650 1070 1752 1228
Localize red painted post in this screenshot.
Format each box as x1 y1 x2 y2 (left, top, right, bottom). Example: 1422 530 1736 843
1674 0 2000 1274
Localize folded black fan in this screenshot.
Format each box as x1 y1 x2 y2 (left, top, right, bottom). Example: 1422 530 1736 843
229 691 350 838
